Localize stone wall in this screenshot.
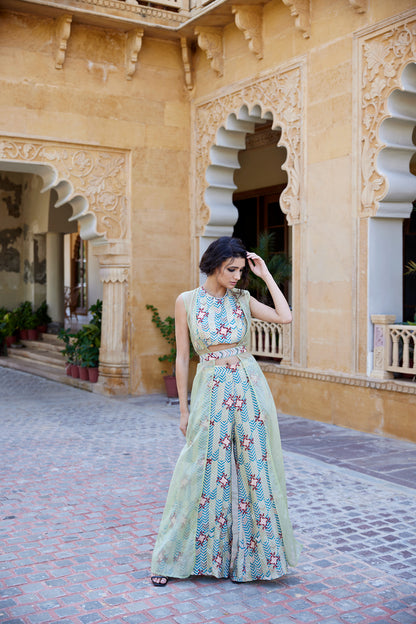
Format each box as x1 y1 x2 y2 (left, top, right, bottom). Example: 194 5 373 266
0 0 415 431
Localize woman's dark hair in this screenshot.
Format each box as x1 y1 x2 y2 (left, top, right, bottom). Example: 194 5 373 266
199 236 249 289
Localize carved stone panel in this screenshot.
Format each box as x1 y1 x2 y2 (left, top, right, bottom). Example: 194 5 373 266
0 137 129 241
357 12 416 217
193 63 304 234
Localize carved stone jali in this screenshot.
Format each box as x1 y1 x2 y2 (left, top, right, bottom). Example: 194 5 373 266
0 136 129 241
193 63 304 235
357 12 416 217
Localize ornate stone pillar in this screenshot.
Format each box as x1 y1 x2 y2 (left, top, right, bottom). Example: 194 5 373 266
98 262 130 394
370 314 396 380
280 322 292 366
46 232 64 323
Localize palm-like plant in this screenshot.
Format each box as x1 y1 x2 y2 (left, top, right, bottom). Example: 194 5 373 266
405 260 416 276
247 231 292 304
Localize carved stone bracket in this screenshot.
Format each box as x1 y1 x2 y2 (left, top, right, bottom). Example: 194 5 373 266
348 0 367 13
357 13 416 216
126 28 144 80
195 26 224 76
281 0 310 39
193 62 304 234
180 37 193 90
232 5 263 60
0 136 129 241
55 14 72 70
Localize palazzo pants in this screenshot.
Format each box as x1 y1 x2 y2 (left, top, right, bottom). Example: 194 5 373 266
151 349 301 582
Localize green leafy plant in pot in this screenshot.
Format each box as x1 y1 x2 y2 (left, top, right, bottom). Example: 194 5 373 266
2 310 19 348
14 301 33 340
58 327 77 376
0 307 10 353
77 323 100 382
146 304 195 399
34 301 52 333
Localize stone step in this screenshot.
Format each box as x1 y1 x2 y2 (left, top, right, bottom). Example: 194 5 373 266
20 337 63 355
0 356 93 392
7 345 66 370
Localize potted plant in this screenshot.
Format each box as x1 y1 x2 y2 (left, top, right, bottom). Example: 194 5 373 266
3 310 19 348
27 310 40 341
78 323 100 382
146 304 196 398
15 301 32 340
0 307 9 354
58 327 77 375
34 301 51 333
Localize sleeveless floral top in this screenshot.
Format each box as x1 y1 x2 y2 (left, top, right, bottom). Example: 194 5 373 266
182 287 250 355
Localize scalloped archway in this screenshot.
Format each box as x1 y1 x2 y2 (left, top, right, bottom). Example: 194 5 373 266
356 10 416 373
0 135 131 394
193 63 304 246
192 62 306 366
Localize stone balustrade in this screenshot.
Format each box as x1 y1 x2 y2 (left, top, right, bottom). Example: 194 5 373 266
371 314 416 380
250 318 292 365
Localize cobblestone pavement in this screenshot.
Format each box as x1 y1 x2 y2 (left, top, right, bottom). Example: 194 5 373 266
0 367 415 624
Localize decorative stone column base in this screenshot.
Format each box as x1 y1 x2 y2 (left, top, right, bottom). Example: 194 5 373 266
95 363 130 395
370 314 396 380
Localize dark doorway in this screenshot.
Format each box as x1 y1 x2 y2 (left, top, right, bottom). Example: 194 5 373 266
233 184 288 254
403 201 416 322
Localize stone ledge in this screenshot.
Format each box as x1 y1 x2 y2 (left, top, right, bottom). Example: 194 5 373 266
259 361 416 395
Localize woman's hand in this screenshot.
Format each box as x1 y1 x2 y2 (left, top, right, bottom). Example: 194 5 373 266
246 252 270 280
179 411 189 437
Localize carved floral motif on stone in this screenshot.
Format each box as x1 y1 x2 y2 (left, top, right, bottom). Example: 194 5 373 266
359 14 416 216
0 138 128 241
194 64 303 233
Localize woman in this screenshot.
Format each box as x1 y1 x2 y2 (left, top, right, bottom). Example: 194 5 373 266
151 237 301 585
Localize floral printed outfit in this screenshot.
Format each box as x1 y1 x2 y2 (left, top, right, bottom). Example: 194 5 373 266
151 287 301 582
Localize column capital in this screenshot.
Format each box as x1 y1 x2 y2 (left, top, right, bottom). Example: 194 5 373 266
100 266 129 284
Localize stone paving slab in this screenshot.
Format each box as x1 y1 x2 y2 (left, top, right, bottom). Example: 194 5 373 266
0 368 415 624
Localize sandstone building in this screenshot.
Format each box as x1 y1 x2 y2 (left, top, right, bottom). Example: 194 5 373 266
0 0 415 439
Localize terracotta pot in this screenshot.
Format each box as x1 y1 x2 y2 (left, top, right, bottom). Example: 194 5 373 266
20 329 29 340
5 336 17 348
163 375 178 398
71 365 80 378
66 364 72 376
88 367 99 383
79 366 89 381
28 329 38 341
37 325 47 334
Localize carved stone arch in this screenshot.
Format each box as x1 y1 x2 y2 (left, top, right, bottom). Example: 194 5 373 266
0 137 129 240
358 12 416 217
193 62 304 245
377 62 416 218
356 12 416 374
0 135 131 394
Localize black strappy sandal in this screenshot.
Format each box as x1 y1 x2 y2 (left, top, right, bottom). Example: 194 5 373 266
151 575 169 587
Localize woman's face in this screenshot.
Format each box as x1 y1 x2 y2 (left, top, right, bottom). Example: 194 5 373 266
215 256 246 289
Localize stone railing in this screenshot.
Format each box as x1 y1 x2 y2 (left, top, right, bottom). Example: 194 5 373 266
120 0 213 11
371 314 416 380
250 319 292 365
